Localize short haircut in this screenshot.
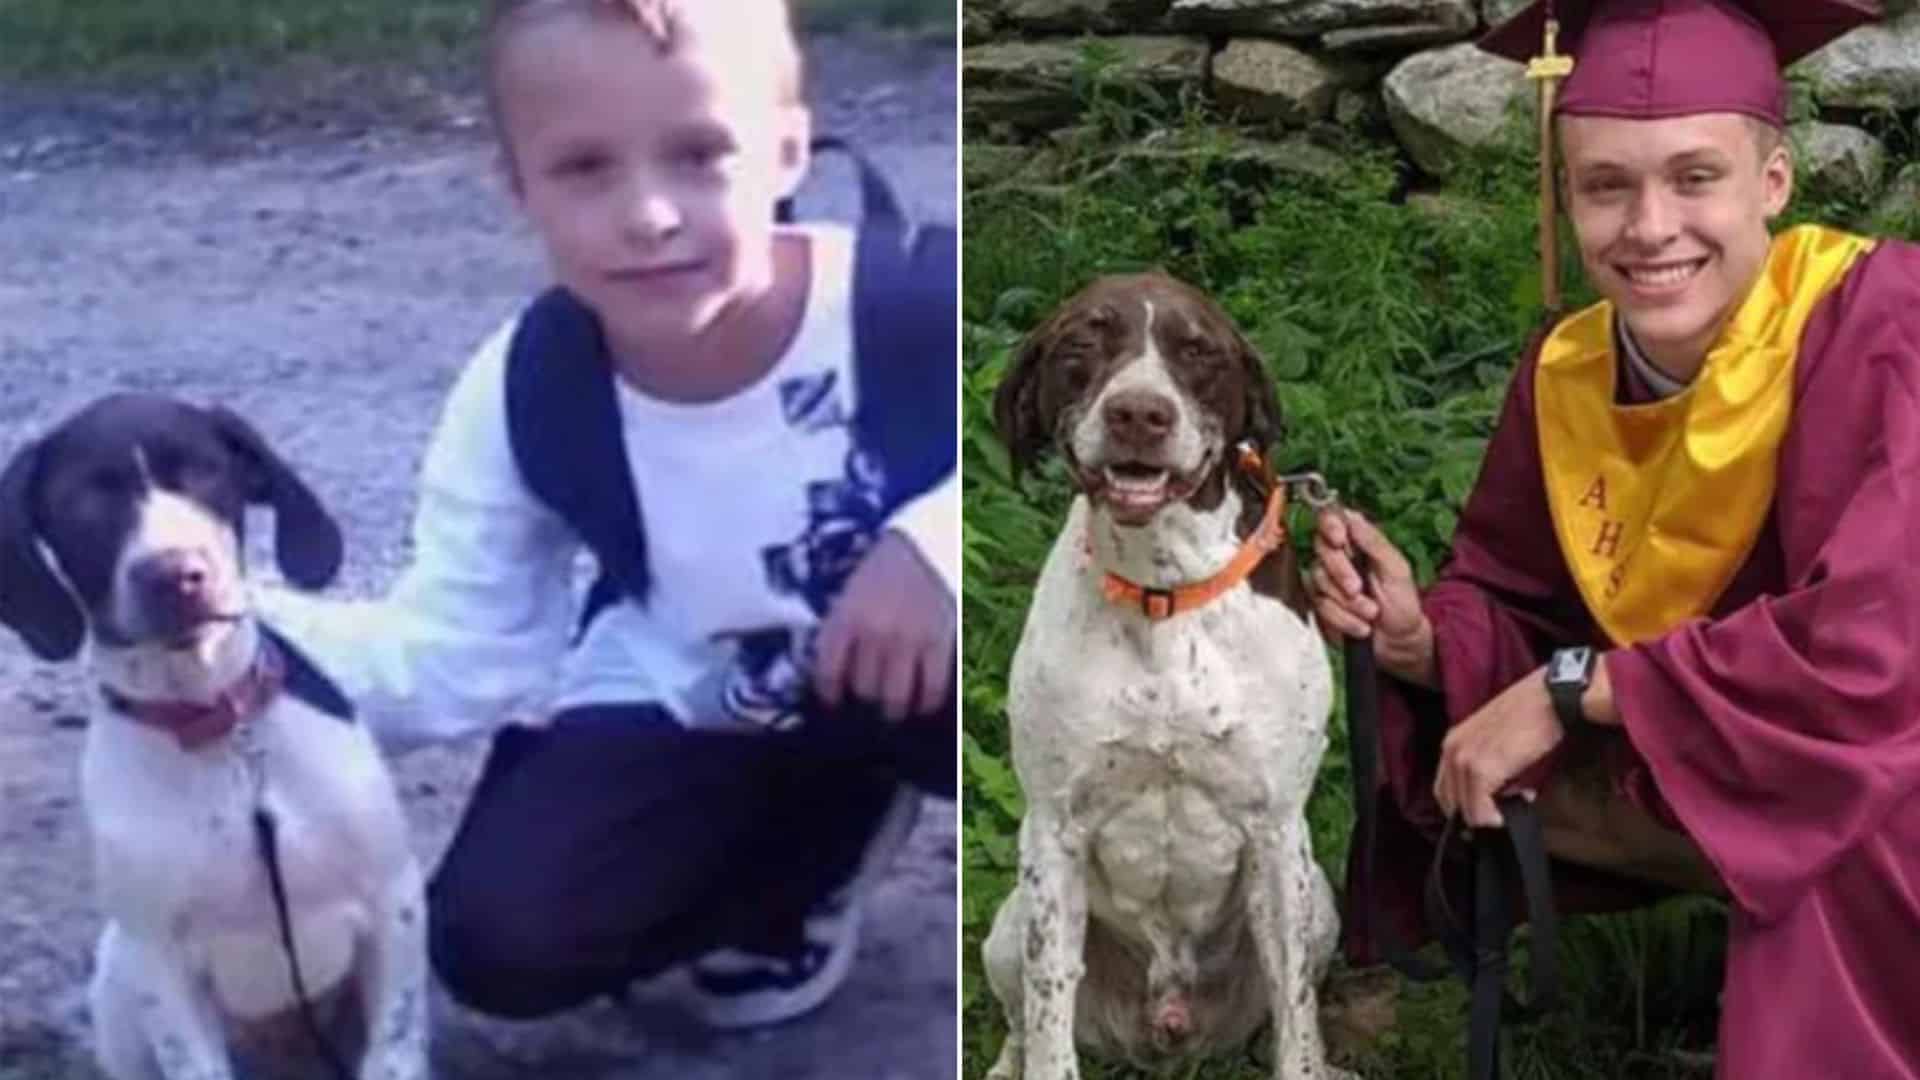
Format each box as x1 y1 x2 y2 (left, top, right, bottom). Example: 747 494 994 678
483 0 806 154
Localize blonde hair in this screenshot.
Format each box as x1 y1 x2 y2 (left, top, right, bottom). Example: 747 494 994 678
484 0 806 147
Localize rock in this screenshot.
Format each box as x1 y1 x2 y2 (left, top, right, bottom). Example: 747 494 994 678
1790 122 1886 199
1046 123 1103 147
1870 163 1920 232
1382 41 1530 176
1795 10 1920 111
1320 966 1402 1065
1212 39 1374 125
963 42 1086 134
1481 0 1528 26
1213 132 1349 182
964 0 1002 42
963 37 1210 135
1115 130 1351 183
1172 0 1475 37
1002 0 1172 32
1335 87 1389 133
1406 191 1495 224
964 143 1053 187
1322 19 1476 52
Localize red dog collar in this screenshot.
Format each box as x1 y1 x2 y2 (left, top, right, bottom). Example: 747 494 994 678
101 637 285 750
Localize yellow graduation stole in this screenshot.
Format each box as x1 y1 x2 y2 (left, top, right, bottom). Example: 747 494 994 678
1535 224 1874 646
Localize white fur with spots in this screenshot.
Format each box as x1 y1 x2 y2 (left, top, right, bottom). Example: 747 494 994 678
81 492 429 1080
982 482 1354 1080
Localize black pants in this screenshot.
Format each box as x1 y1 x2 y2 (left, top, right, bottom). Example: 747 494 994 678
426 696 953 1019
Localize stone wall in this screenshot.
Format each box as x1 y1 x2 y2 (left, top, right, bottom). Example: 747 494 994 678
964 0 1920 204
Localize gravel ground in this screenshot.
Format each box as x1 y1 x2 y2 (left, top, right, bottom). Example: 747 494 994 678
0 34 957 1080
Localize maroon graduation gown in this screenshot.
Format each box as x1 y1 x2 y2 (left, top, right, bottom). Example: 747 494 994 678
1343 238 1920 1079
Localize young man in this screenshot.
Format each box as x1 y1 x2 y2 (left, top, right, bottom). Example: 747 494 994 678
1312 0 1920 1075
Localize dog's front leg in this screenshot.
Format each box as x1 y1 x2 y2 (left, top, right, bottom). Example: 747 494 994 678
1018 808 1089 1080
1248 817 1349 1080
355 862 431 1080
100 927 236 1080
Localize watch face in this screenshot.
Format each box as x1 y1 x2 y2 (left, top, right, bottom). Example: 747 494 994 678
1550 647 1592 684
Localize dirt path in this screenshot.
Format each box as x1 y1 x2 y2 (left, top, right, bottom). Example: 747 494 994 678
0 34 956 1080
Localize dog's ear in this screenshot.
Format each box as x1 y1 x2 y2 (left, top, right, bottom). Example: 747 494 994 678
206 407 343 589
993 322 1056 483
0 439 85 661
1234 328 1286 456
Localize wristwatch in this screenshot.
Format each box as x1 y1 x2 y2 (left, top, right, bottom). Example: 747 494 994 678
1545 646 1598 739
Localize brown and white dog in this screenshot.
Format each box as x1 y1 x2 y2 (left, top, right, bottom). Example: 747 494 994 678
0 394 429 1080
981 273 1351 1079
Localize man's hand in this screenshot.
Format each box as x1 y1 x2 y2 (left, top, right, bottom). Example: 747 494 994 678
1310 508 1436 687
813 530 955 721
1435 665 1564 828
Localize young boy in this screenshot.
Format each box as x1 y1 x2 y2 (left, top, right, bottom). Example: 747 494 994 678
260 0 956 1028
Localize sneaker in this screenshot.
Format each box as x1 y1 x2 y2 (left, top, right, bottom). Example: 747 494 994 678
677 889 865 1030
677 785 923 1030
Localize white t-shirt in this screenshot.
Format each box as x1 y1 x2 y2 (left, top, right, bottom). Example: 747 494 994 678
258 224 956 747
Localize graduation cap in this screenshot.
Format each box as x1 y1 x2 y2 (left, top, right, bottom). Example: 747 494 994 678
1476 0 1880 311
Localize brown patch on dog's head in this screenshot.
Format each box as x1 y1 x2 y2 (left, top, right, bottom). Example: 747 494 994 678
992 272 1284 495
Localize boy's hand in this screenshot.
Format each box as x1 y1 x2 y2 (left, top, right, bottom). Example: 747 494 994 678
813 530 955 721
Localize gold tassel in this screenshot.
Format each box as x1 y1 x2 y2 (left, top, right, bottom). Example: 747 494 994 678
1526 17 1575 315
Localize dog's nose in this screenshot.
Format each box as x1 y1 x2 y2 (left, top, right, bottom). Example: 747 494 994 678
1101 389 1176 446
131 549 211 600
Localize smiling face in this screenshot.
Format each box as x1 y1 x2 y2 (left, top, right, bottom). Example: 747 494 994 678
1560 111 1792 378
491 3 809 360
994 274 1284 527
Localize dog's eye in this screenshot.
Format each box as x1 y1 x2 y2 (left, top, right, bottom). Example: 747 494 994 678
1181 341 1222 381
1062 359 1093 391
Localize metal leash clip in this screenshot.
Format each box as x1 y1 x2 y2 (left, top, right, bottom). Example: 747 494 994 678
233 718 268 808
1273 469 1338 514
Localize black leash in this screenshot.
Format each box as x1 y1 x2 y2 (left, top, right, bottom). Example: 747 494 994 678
1341 541 1561 1080
1421 800 1562 1080
1345 543 1448 984
253 806 356 1080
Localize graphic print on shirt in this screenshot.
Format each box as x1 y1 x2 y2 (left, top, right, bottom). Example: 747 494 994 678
710 369 887 730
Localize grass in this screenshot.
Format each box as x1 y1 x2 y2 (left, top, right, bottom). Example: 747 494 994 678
960 64 1920 1080
0 0 953 79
